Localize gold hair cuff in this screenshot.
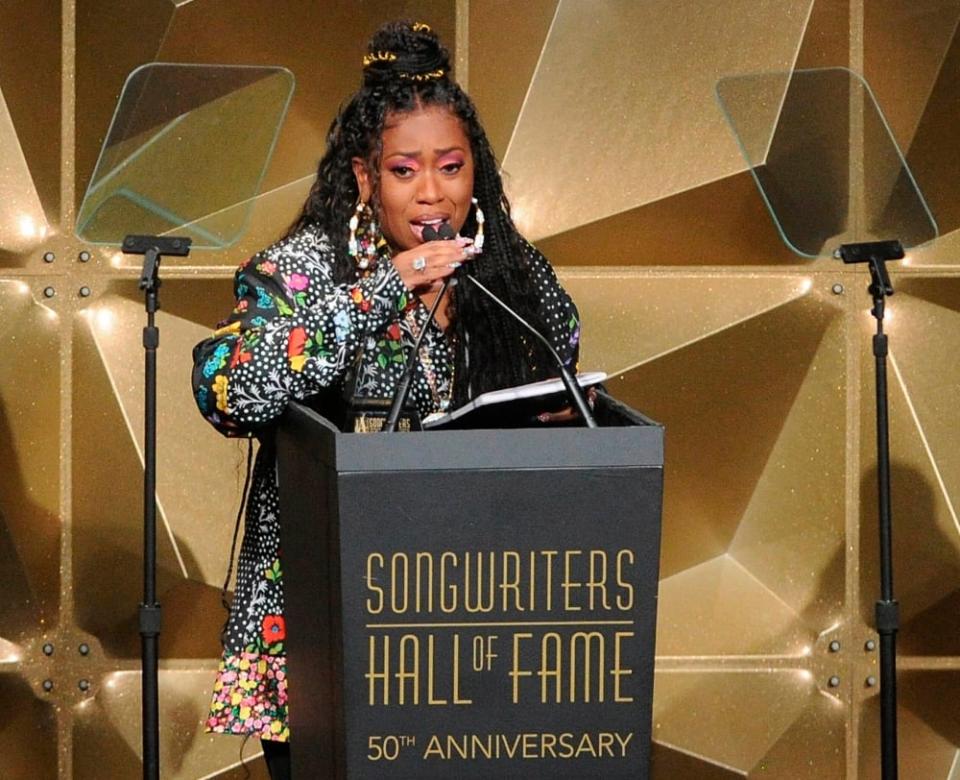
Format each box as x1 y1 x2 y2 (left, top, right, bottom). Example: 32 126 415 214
398 68 446 82
412 22 432 32
362 50 397 67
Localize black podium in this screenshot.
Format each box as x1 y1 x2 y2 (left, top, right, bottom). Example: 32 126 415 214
277 396 664 779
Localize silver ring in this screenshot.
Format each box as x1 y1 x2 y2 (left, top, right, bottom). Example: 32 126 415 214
412 256 427 272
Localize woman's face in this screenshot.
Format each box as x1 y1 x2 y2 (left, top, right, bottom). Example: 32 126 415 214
353 105 475 253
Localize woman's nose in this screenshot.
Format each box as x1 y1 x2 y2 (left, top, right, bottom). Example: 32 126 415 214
417 171 441 202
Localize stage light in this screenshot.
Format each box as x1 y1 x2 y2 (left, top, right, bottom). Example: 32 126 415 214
16 214 48 239
18 214 36 237
95 308 115 331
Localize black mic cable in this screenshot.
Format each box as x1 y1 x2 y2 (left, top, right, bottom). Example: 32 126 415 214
464 274 597 428
382 223 456 432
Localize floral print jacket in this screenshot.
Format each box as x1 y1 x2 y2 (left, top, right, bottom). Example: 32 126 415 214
192 224 580 741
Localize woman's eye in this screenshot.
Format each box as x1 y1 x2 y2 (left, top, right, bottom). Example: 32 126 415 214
441 162 464 174
390 165 415 178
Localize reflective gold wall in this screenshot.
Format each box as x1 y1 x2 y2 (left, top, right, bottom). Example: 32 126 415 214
1 1 958 777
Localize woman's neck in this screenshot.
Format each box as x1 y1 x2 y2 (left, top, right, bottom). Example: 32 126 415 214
419 290 452 331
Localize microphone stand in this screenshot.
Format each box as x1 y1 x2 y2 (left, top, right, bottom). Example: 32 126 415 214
384 222 458 433
121 234 192 780
837 239 903 780
383 278 453 433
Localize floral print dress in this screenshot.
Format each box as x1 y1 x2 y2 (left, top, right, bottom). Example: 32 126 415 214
192 224 580 742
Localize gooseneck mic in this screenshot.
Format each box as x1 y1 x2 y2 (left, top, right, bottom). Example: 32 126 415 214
384 224 596 430
464 273 597 428
382 223 454 432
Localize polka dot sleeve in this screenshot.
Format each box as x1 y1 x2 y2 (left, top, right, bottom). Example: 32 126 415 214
521 240 581 370
192 227 409 436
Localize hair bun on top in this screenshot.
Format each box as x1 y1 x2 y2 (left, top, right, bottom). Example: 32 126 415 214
362 20 452 86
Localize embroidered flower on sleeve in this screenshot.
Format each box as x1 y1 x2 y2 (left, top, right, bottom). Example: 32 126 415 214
284 273 310 307
213 375 230 412
262 615 286 645
230 339 252 369
350 286 371 313
202 340 234 378
333 310 351 343
213 321 242 338
287 273 309 291
256 288 275 310
287 327 307 372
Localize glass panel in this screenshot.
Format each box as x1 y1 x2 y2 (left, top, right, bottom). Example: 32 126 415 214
716 67 938 257
76 63 294 249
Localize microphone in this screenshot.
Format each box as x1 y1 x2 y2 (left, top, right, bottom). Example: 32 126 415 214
464 274 597 428
381 223 455 432
422 223 455 241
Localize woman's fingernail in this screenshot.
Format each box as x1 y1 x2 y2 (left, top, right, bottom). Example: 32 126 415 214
455 236 473 246
448 261 462 269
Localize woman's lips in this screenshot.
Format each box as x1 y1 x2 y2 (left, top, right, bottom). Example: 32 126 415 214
410 218 449 242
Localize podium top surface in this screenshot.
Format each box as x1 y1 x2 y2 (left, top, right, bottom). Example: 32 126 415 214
281 402 664 474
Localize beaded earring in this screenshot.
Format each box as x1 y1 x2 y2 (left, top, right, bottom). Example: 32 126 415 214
472 197 485 252
347 201 381 271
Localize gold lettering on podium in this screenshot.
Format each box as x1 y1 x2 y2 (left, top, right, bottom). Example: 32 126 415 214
363 548 639 714
366 634 389 705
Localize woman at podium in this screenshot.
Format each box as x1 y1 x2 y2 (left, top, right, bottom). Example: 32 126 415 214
192 19 580 779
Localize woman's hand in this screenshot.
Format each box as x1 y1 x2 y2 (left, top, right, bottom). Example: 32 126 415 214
535 387 598 424
391 236 475 293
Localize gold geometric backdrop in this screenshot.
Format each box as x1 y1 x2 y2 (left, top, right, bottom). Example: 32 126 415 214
1 1 958 777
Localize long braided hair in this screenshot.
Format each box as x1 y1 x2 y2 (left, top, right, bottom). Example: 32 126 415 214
289 20 556 406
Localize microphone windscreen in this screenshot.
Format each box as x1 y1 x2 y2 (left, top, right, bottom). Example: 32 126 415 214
438 222 456 240
421 225 439 242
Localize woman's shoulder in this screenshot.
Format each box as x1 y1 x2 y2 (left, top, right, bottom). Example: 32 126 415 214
245 223 339 279
515 235 556 277
516 235 547 264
